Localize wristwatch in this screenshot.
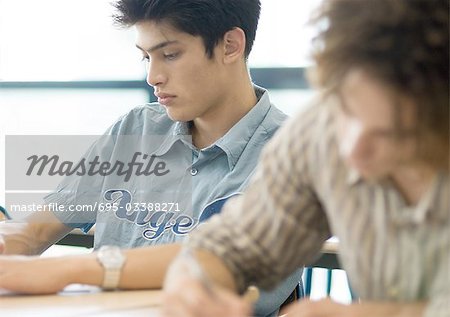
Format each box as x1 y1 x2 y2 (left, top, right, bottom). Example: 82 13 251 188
96 245 126 290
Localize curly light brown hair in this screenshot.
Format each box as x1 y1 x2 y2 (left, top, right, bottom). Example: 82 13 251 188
310 0 449 169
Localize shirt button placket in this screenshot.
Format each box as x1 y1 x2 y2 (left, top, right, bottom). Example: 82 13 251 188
190 168 198 176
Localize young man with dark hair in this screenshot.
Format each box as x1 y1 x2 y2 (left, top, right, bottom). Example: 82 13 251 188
0 1 302 316
161 0 449 316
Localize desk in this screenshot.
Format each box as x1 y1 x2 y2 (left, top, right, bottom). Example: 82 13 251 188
0 287 162 317
0 240 341 316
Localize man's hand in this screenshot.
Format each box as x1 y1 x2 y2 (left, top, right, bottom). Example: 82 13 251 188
162 278 251 317
0 255 84 294
0 209 73 255
161 249 251 317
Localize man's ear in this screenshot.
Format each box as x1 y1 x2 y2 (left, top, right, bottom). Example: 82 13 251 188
222 27 246 64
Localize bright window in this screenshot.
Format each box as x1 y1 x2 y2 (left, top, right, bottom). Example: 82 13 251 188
251 0 321 67
0 0 321 81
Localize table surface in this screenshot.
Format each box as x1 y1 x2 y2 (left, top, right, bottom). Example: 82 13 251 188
0 287 162 317
0 234 340 317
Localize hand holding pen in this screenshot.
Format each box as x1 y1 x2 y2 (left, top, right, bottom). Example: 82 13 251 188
161 247 256 317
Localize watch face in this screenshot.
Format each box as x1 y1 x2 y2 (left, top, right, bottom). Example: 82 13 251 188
98 246 126 269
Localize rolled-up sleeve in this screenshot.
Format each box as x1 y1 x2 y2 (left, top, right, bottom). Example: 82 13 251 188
187 108 331 293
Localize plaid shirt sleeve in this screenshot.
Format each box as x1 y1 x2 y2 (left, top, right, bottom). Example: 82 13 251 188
187 106 332 292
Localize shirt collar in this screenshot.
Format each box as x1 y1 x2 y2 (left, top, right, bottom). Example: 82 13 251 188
151 121 191 157
215 85 272 170
420 172 449 223
391 172 447 225
347 167 448 224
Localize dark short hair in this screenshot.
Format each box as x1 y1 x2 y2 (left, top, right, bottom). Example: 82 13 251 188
310 0 449 168
112 0 261 59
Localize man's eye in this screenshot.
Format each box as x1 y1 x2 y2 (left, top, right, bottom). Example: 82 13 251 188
141 55 149 62
164 52 179 60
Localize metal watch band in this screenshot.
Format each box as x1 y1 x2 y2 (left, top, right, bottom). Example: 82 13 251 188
97 246 126 290
102 267 121 290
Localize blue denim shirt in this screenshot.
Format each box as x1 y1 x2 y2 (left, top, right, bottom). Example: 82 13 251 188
45 85 302 316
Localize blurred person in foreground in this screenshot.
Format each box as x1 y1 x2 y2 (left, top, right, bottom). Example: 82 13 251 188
161 0 449 316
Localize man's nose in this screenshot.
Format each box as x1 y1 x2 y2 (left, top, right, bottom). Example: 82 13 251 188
146 60 166 87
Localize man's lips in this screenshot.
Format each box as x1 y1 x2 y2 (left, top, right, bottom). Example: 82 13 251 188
155 93 176 105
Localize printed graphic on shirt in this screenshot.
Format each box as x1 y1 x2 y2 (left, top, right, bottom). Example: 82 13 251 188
199 194 241 222
104 189 238 240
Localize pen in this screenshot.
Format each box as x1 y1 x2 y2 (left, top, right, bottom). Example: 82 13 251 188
0 205 11 220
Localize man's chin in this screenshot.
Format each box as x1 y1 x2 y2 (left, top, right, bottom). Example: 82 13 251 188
165 110 193 123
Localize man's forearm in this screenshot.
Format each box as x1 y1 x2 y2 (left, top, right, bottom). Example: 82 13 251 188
73 245 237 291
121 244 183 289
70 244 182 289
0 243 239 294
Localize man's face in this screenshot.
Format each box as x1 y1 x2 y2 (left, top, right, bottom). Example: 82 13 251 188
337 69 418 181
135 21 228 122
